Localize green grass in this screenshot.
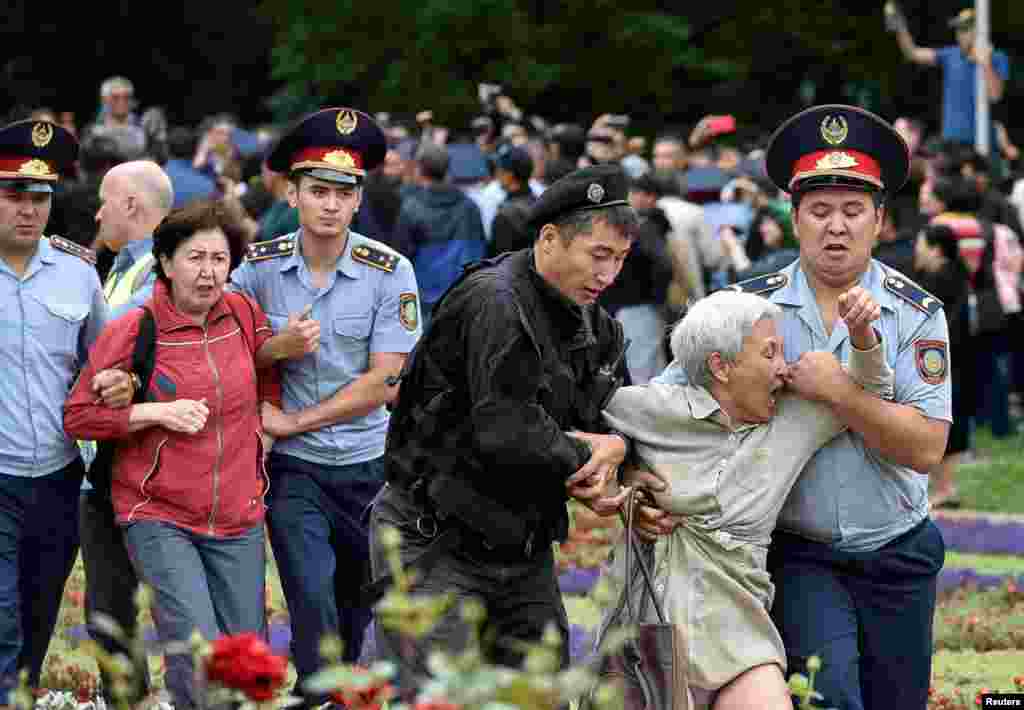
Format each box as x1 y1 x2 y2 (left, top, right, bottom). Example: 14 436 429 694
931 650 1024 698
945 551 1024 575
951 428 1024 514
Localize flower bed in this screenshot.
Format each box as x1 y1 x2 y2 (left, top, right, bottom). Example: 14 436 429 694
933 515 1024 556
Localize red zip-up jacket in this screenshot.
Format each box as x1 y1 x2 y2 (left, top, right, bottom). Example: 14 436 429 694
65 281 280 537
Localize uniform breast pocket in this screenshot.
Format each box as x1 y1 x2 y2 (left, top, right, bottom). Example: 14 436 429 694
333 312 372 370
25 294 88 357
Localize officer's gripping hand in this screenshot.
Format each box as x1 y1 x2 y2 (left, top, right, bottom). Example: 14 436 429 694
92 369 135 408
276 305 320 360
159 398 209 435
784 352 850 405
621 466 683 542
838 286 881 350
566 431 627 490
261 402 299 439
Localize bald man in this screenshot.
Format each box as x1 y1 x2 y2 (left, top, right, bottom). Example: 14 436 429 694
95 160 174 316
80 160 172 704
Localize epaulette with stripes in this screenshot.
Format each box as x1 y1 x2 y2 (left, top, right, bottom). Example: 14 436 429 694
49 235 97 265
721 272 789 296
883 272 943 316
245 235 296 262
351 243 398 273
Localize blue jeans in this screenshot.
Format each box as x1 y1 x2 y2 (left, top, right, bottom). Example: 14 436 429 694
124 521 266 710
767 519 944 710
265 453 384 704
0 460 84 704
973 332 1012 437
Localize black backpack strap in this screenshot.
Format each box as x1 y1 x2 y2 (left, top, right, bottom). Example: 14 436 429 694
131 306 158 403
88 306 158 494
222 291 258 354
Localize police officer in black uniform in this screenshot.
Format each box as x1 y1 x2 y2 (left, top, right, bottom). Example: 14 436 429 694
368 164 638 688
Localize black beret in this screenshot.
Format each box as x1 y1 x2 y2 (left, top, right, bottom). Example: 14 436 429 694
0 120 78 192
527 164 629 230
266 107 386 186
766 104 910 196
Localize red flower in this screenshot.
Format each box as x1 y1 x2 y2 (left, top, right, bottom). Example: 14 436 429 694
205 633 288 702
1015 674 1024 689
331 680 395 710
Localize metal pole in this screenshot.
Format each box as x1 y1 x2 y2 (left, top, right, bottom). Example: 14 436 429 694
975 0 991 155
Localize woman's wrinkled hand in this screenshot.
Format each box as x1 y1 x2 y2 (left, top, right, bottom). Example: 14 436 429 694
160 398 209 435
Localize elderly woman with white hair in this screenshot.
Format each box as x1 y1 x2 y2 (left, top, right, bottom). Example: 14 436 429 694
592 288 893 710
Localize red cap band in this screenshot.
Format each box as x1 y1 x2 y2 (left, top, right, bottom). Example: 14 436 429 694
791 149 882 190
290 146 365 174
0 156 58 180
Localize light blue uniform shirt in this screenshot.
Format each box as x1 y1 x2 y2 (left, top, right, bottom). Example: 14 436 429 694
654 259 952 552
230 229 422 467
0 237 109 477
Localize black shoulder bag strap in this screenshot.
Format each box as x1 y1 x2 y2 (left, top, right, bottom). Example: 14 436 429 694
87 307 158 494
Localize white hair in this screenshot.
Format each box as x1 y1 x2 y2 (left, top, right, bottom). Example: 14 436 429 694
670 290 782 389
100 76 134 99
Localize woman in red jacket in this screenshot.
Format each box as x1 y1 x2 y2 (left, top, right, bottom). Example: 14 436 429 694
64 201 301 710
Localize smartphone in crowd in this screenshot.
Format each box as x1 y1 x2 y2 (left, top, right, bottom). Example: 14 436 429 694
705 115 737 137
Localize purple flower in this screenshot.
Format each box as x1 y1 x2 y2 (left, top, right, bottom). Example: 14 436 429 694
933 516 1024 556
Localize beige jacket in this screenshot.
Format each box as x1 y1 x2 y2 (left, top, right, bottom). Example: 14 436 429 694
595 342 893 699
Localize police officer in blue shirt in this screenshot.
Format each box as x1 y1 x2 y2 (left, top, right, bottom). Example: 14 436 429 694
230 108 422 705
0 119 122 702
645 105 951 710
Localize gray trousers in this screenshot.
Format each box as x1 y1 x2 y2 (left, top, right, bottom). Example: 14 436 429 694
368 484 569 695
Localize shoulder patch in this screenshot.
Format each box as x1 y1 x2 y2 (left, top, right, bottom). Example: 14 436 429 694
351 244 398 273
723 272 788 296
49 235 97 265
245 235 296 262
884 274 943 316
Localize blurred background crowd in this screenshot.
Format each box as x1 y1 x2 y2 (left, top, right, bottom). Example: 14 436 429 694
3 0 1022 508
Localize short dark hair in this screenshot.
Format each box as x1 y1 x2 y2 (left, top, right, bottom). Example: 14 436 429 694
931 175 982 212
629 173 663 197
548 204 640 245
921 223 961 263
415 142 449 182
167 126 197 160
79 134 123 176
152 200 246 285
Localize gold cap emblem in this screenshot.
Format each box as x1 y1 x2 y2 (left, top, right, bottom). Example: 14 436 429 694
19 159 52 177
815 151 859 170
31 122 53 148
324 149 357 170
587 183 605 204
336 110 358 136
821 115 849 146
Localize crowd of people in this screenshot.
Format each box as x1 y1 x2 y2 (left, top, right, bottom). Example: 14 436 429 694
0 6 1017 710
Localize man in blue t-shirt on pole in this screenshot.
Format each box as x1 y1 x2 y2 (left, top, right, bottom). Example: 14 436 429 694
888 5 1009 149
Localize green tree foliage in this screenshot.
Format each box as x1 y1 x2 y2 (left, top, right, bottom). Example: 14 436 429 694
259 0 742 124
260 0 1024 138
